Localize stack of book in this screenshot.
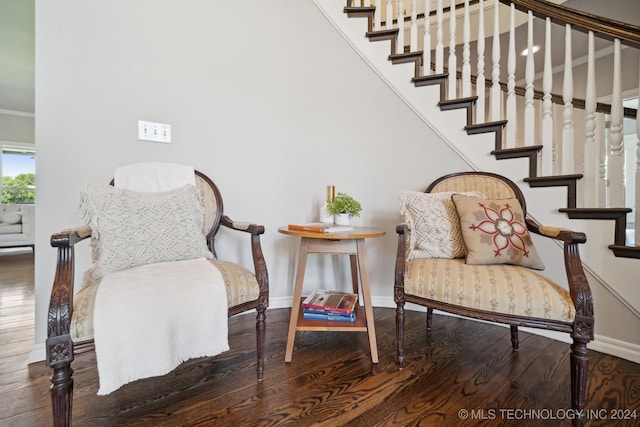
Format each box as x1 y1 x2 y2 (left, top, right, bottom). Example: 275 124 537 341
301 290 357 322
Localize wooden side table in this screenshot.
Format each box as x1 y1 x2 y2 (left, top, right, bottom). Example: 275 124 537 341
278 226 385 363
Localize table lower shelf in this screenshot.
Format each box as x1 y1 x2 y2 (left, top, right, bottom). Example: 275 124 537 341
295 298 368 332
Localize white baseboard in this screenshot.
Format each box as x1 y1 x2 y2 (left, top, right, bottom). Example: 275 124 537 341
31 296 639 366
29 342 46 364
590 334 640 364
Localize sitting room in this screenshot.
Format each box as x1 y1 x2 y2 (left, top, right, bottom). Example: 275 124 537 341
1 1 639 426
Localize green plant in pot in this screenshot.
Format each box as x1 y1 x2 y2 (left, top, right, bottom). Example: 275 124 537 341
327 192 362 225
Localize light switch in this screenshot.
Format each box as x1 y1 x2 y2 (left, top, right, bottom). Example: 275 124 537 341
138 120 172 143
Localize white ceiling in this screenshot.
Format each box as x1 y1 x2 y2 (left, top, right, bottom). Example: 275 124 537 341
0 0 637 115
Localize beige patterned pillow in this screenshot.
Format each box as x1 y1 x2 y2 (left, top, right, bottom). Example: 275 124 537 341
399 191 483 260
80 184 213 283
451 194 545 270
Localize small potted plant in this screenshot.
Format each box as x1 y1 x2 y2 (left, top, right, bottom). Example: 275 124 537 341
327 192 362 225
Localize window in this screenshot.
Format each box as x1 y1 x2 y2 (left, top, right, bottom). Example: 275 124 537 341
1 146 36 204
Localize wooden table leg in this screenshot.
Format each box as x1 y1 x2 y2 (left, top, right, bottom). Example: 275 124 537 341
356 238 378 363
349 254 359 294
285 238 310 362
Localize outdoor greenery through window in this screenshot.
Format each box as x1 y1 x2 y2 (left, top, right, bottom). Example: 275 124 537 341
2 147 36 204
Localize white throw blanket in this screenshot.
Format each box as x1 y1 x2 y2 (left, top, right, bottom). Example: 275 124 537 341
114 162 195 192
93 258 229 395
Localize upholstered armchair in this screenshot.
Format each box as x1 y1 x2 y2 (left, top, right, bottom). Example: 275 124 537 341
46 163 269 427
394 171 593 426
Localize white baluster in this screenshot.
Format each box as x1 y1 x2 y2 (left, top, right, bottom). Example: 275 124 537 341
583 31 597 208
423 0 431 76
475 0 485 123
599 115 610 207
397 0 405 53
386 0 393 30
553 103 560 175
609 38 625 207
562 24 574 174
448 0 457 99
541 17 553 176
461 0 471 97
524 10 535 147
435 0 444 74
490 0 501 123
410 0 418 52
505 3 517 148
375 0 382 30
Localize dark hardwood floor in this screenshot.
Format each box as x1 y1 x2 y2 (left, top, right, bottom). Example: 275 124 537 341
1 251 639 426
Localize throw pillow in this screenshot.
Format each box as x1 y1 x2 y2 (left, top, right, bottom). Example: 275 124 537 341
399 191 483 260
80 184 213 283
2 212 22 224
451 194 545 270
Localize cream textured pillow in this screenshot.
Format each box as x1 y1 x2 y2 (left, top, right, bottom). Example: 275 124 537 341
399 191 483 260
451 194 545 270
80 184 213 283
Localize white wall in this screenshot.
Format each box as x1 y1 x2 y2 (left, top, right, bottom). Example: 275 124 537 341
0 112 34 143
33 0 469 355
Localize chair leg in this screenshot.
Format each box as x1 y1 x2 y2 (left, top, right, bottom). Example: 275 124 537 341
570 338 589 427
426 307 433 331
396 302 405 369
50 363 73 427
255 305 266 380
510 325 519 350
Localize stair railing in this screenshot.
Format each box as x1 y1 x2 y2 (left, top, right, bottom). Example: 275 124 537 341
354 0 640 247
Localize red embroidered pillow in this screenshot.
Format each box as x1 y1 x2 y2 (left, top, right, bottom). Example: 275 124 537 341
451 194 545 270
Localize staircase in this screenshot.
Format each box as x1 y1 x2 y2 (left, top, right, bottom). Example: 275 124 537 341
315 0 640 320
347 0 640 256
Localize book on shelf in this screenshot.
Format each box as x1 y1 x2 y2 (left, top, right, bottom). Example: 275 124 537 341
302 290 358 314
303 311 356 322
288 223 354 234
303 307 356 318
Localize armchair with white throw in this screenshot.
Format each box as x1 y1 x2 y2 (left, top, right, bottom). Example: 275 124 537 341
46 163 269 427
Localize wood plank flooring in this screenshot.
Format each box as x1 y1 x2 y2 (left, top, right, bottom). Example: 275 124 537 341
1 252 639 426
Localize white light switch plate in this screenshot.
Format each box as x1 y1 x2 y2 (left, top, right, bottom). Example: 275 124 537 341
138 120 172 143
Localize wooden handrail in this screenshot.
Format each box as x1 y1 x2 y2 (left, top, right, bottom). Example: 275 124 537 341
505 0 640 49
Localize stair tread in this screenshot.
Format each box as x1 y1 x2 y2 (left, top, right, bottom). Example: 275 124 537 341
608 244 640 259
412 74 448 83
366 28 398 37
344 6 376 13
524 174 583 182
465 120 508 130
439 96 477 106
390 52 423 60
560 207 632 214
491 145 543 154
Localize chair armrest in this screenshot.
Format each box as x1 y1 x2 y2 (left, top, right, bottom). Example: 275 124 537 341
527 219 586 244
219 215 269 296
47 226 91 367
221 215 265 235
394 224 411 299
526 219 593 336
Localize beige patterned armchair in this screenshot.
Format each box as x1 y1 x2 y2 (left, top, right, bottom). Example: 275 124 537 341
46 164 269 427
394 171 593 427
